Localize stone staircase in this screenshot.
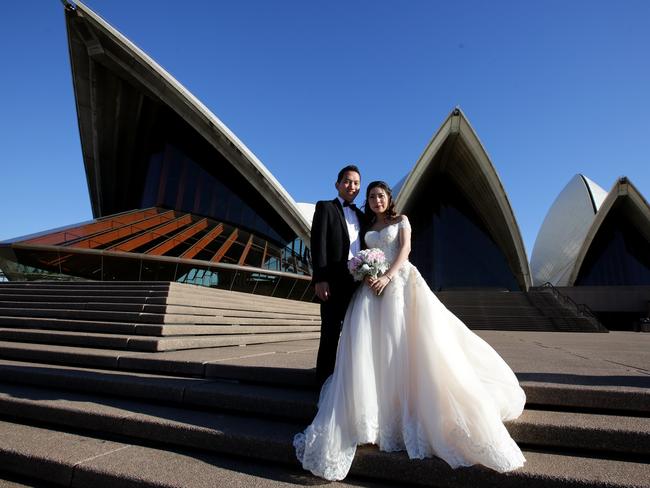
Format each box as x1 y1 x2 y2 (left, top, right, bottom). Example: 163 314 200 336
0 349 648 487
0 282 647 487
436 290 605 332
0 281 320 352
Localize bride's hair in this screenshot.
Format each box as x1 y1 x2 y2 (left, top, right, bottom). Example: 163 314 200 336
364 180 397 222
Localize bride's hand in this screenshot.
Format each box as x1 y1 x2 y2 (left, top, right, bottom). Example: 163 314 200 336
371 275 392 295
365 276 375 288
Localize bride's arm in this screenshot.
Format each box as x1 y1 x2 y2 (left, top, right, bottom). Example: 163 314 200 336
370 215 411 294
387 215 411 279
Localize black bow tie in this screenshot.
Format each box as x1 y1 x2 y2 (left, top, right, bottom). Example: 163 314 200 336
342 201 356 208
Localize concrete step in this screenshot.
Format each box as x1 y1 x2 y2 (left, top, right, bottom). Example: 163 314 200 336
446 306 547 317
0 282 320 316
0 419 382 488
0 384 300 463
0 316 320 336
0 353 648 415
455 315 555 323
0 330 319 354
0 315 143 334
0 308 319 326
0 283 171 292
168 289 318 312
0 300 168 314
449 306 597 321
437 295 532 304
0 281 317 305
0 392 648 488
0 294 168 304
166 296 318 315
436 290 604 332
1 378 649 458
0 327 321 351
0 280 172 286
0 358 318 419
0 293 320 319
0 288 169 298
0 307 168 324
0 299 318 320
468 325 556 331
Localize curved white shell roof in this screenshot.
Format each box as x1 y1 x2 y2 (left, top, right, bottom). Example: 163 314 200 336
568 177 650 285
395 107 532 290
296 202 316 227
530 174 607 286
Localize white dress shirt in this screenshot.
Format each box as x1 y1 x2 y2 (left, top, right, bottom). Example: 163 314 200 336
338 196 361 260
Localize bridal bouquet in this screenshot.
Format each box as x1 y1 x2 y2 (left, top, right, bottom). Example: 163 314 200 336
348 248 389 282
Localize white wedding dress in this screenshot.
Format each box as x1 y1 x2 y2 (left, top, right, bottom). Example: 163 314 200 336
294 217 526 480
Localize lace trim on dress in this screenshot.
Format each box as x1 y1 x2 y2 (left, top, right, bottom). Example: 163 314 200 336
397 215 411 231
293 428 356 481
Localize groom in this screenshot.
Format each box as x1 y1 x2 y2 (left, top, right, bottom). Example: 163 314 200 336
311 165 366 386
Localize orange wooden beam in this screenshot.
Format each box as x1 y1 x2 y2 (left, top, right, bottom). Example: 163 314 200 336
147 218 209 256
24 208 160 246
211 229 238 263
237 234 254 266
260 241 268 268
69 210 176 249
180 223 224 260
109 214 193 252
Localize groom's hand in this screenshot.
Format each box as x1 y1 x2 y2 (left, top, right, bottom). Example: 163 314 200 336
315 282 330 302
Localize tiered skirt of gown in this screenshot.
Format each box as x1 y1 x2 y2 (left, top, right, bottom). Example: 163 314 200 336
294 218 526 480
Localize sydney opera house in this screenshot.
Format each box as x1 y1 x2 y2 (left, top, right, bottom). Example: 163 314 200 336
531 175 650 327
0 2 648 327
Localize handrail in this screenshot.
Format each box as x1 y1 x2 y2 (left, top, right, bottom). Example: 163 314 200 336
9 243 313 282
541 282 606 330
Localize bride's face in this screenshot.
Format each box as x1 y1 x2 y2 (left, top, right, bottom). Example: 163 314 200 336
368 187 389 215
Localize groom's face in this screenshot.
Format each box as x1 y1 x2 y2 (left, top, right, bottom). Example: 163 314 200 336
336 171 361 203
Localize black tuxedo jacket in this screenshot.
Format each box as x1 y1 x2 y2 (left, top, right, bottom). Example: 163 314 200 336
311 198 367 285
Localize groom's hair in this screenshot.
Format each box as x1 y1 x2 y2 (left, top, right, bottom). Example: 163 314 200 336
337 165 361 183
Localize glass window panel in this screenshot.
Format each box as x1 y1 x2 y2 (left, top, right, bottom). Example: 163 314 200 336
287 279 311 301
221 241 244 264
101 255 141 281
250 272 280 296
272 277 294 299
245 240 266 268
140 260 177 282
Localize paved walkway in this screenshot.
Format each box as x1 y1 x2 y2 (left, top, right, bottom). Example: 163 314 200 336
131 330 650 389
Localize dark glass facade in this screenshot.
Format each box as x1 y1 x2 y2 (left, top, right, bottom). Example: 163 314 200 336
141 143 287 245
128 102 311 273
575 206 650 286
406 175 520 291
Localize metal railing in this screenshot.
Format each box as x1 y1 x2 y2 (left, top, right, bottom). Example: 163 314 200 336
541 282 606 330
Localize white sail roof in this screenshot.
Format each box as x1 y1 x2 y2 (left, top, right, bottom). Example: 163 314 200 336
530 174 607 286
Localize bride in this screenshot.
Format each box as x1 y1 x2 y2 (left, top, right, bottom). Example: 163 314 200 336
294 180 526 481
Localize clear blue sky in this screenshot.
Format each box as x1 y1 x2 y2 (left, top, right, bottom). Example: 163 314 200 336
1 1 648 256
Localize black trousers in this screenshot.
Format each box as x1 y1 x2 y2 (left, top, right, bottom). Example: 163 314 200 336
315 276 358 386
